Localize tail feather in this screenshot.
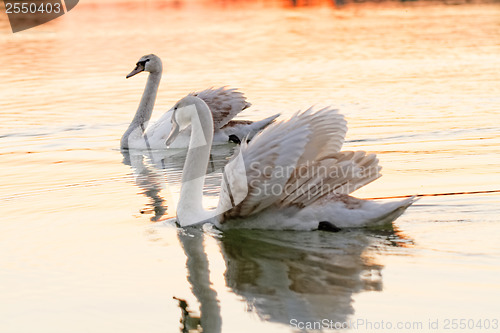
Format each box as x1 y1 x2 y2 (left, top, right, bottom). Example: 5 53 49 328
368 196 419 226
228 113 281 142
248 114 280 133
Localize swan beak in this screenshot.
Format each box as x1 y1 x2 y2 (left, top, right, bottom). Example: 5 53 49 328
126 64 144 78
165 121 180 147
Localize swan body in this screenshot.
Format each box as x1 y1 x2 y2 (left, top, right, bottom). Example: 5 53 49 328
167 96 417 231
121 54 279 149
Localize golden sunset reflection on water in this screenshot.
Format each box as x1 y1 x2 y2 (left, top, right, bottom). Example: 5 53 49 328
1 1 499 332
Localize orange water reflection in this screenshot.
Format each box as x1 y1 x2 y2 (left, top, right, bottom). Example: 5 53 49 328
1 1 500 332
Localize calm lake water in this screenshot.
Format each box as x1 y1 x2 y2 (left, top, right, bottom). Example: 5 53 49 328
1 1 500 332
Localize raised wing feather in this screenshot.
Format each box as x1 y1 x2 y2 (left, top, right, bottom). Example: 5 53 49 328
279 151 382 208
216 107 383 224
191 87 251 129
293 107 347 166
217 106 348 221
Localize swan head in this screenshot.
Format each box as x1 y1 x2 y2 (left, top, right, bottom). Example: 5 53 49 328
165 96 210 147
126 54 162 78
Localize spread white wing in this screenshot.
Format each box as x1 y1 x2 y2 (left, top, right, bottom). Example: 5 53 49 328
216 107 382 223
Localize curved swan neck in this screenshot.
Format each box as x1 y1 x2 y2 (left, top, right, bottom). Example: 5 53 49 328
121 71 162 148
177 101 214 226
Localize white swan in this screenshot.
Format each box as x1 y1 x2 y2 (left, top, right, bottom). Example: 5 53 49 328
121 54 279 149
165 96 417 231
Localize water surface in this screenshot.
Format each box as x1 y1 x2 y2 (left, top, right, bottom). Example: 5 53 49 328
1 1 500 332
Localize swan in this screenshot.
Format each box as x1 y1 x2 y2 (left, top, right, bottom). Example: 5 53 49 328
165 95 418 231
121 54 279 149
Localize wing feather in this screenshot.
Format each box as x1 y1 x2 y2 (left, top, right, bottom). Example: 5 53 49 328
217 115 312 220
191 87 251 129
280 151 382 208
216 106 383 224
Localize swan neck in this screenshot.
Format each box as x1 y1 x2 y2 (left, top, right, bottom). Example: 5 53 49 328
134 71 161 126
177 103 214 226
121 71 162 148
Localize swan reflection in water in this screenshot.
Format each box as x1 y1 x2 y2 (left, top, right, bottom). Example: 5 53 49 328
121 145 237 221
173 225 412 332
122 148 412 332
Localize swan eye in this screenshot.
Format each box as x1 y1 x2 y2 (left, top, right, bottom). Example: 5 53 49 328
137 59 150 67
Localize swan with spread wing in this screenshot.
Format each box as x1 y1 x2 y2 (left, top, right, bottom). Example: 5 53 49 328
121 54 279 149
165 96 417 230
